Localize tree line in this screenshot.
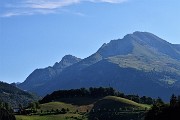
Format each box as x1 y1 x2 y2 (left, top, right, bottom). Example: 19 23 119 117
145 94 180 120
40 87 155 105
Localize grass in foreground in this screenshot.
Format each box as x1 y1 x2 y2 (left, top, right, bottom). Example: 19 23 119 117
16 113 87 120
16 96 150 120
40 102 77 112
104 96 151 109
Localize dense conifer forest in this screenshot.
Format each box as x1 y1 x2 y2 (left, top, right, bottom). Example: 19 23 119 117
40 87 155 105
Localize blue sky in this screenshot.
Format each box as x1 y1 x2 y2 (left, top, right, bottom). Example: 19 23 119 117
0 0 180 83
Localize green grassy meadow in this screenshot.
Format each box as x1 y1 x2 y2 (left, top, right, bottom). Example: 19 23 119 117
104 96 151 109
16 113 87 120
16 96 149 120
40 102 77 112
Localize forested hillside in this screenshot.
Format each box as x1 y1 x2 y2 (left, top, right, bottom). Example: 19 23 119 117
0 81 38 107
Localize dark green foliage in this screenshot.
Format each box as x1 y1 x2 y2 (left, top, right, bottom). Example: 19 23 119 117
0 108 16 120
28 102 36 111
39 87 116 103
89 111 145 120
4 102 10 111
0 101 12 112
56 109 59 113
89 87 115 97
156 97 164 105
145 95 180 120
35 101 40 109
39 87 155 106
28 101 40 112
145 104 180 120
61 108 66 114
170 94 177 106
51 109 54 113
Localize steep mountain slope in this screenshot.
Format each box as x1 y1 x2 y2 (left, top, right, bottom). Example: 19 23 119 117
0 82 38 107
19 32 180 100
19 55 81 93
173 44 180 53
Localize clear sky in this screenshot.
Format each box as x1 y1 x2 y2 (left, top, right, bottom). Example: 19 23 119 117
0 0 180 83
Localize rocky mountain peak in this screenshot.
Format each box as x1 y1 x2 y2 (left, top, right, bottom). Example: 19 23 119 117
53 55 81 69
97 31 180 60
61 55 81 63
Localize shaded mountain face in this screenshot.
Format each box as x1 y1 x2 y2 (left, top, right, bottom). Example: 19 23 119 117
173 44 180 52
0 82 38 107
19 55 81 93
18 32 180 101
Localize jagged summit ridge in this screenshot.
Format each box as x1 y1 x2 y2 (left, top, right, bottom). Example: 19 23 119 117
53 55 81 69
97 31 180 60
19 54 81 92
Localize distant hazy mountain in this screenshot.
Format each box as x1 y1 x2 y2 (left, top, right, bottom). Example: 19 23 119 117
18 32 180 101
0 82 38 107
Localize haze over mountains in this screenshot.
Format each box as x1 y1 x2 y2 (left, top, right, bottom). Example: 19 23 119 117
18 31 180 101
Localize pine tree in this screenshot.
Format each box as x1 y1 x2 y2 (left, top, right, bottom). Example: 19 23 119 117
170 94 177 107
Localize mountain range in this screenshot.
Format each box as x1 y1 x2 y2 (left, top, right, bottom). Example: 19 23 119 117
18 31 180 101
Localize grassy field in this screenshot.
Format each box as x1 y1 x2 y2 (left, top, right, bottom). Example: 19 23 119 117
16 113 87 120
16 96 150 120
89 96 150 120
39 101 93 113
40 102 77 112
104 96 151 109
16 101 88 120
